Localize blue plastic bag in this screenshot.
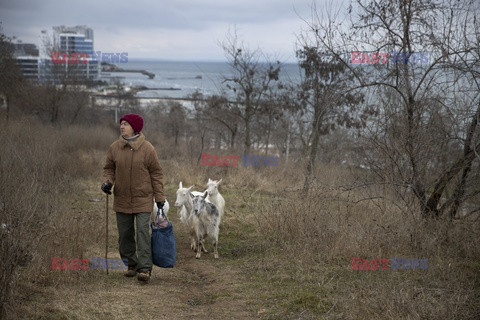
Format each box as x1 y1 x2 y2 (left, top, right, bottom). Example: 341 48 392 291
151 208 176 268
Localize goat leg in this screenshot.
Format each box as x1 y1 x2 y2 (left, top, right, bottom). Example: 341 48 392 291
196 237 202 259
190 228 197 251
201 233 208 253
213 240 219 259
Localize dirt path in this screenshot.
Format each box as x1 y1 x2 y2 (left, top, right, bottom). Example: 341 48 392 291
84 239 258 320
23 184 260 320
34 246 257 319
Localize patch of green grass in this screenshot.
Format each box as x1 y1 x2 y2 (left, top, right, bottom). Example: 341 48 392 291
37 307 116 320
287 290 333 314
37 308 82 320
233 253 335 319
187 292 218 306
219 222 265 261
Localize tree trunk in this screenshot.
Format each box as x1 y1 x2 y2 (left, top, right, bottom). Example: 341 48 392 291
425 102 480 218
264 115 272 155
5 94 9 123
230 123 237 149
303 98 322 194
285 117 290 165
244 100 252 154
196 128 207 165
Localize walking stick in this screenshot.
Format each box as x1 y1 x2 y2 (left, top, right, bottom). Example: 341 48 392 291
105 193 109 275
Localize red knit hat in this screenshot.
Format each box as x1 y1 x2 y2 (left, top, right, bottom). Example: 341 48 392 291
120 114 144 133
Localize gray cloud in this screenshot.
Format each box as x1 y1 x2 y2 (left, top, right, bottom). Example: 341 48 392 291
0 0 317 61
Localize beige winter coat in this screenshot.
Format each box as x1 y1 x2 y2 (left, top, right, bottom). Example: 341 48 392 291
103 133 165 213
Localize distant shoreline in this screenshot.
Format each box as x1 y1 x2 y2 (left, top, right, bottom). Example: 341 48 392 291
119 58 298 65
91 93 240 107
92 94 192 101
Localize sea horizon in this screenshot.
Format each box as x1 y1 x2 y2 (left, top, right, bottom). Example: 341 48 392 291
102 59 302 99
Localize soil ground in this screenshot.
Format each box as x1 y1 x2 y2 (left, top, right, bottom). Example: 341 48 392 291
14 182 263 320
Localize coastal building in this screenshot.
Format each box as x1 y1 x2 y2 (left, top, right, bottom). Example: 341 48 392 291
14 43 40 81
47 25 100 81
13 25 100 83
53 25 95 58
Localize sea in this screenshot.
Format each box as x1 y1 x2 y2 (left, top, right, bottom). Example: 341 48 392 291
100 59 302 100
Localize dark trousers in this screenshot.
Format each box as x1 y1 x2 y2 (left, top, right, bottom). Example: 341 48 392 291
116 212 152 271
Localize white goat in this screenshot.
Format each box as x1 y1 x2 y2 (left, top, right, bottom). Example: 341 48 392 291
174 181 206 252
191 191 220 259
206 178 225 222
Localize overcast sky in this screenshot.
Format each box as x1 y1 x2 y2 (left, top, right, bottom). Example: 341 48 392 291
0 0 328 62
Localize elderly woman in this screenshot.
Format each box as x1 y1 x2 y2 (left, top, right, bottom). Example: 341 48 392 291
101 113 165 282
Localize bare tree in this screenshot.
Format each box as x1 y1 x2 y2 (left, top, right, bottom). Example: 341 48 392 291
305 0 480 218
221 29 281 154
0 29 23 121
39 32 99 125
191 91 240 150
166 101 186 147
295 45 364 193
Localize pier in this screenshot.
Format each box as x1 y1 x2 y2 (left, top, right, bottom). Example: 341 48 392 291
101 63 155 79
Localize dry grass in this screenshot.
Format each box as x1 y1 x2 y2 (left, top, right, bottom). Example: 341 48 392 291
1 117 479 319
245 167 480 319
0 117 117 317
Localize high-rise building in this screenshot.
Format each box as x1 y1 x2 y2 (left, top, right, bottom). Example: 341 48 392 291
53 25 94 57
48 25 99 81
14 25 100 83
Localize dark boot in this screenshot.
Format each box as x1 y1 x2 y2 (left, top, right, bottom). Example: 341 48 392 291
125 266 137 277
137 269 151 282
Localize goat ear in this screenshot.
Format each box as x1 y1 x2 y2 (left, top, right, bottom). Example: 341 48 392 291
179 181 183 189
187 185 194 191
208 178 212 183
189 192 195 198
217 178 222 184
203 191 208 199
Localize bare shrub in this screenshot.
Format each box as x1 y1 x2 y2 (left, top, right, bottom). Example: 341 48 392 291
251 165 480 319
0 117 96 317
255 168 480 262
